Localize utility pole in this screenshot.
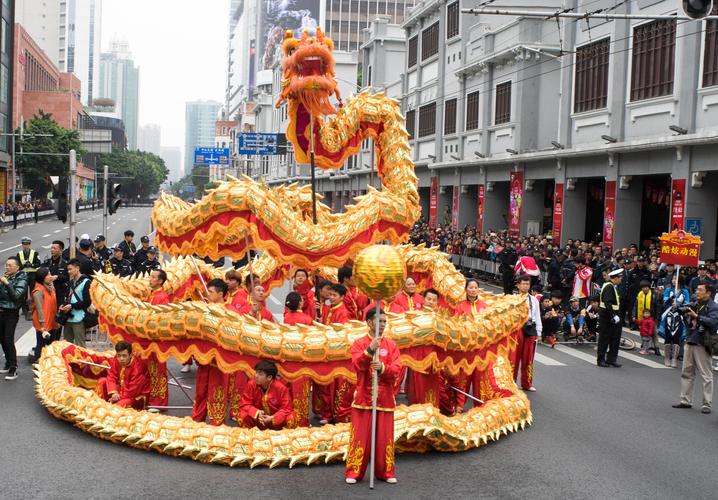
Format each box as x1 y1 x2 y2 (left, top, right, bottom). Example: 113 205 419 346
103 164 109 237
69 149 77 258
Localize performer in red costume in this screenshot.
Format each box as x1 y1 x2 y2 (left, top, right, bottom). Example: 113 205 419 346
511 275 542 391
389 277 424 313
192 279 231 425
321 284 354 423
345 308 400 484
95 341 151 410
292 268 316 318
338 266 368 320
312 279 338 423
239 359 296 430
283 291 313 426
224 269 247 311
237 284 275 322
145 269 170 407
407 288 441 407
322 283 351 325
362 298 391 320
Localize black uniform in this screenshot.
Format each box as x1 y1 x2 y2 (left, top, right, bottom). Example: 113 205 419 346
118 240 137 259
43 256 69 305
498 247 518 295
94 246 112 270
597 281 622 365
135 258 160 276
76 252 101 278
109 257 133 277
17 248 41 314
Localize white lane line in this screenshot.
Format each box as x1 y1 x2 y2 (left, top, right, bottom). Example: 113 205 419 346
273 314 283 323
534 352 566 366
62 226 69 230
42 233 51 238
41 245 51 249
0 243 21 253
268 295 282 306
618 351 670 369
15 327 36 356
53 229 62 233
552 344 599 364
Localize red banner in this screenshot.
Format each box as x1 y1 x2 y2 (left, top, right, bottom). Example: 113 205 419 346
670 179 686 232
509 171 523 239
660 230 702 267
452 186 460 230
553 183 564 243
429 176 439 226
604 180 616 251
477 185 485 233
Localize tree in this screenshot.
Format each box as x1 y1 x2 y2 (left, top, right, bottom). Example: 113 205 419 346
15 111 84 198
191 164 209 193
98 150 169 199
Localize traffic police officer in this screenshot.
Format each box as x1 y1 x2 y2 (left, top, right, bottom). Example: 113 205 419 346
109 246 134 277
598 268 624 368
18 237 41 316
135 246 161 276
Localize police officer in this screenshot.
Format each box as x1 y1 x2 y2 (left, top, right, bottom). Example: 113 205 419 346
135 246 161 276
93 235 112 271
133 235 151 270
17 237 41 317
43 240 69 305
108 246 133 277
597 268 624 368
118 230 137 259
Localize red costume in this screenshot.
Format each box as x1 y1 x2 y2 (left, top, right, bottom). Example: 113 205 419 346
192 363 230 426
322 301 351 324
389 291 424 313
146 288 170 407
283 309 313 426
237 301 275 322
345 334 401 482
362 299 390 321
294 281 317 318
321 301 354 422
283 310 314 326
239 378 296 430
226 287 247 311
344 286 368 320
408 367 441 408
95 355 151 409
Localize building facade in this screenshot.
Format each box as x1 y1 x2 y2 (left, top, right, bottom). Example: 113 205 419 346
98 40 139 149
160 146 182 182
184 100 221 175
16 0 102 105
137 123 161 155
0 0 14 202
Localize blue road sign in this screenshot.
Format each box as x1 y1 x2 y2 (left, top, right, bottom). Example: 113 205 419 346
194 147 230 165
183 184 195 193
685 217 702 236
238 133 280 155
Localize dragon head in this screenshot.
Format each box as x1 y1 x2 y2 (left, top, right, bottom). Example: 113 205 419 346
276 28 342 116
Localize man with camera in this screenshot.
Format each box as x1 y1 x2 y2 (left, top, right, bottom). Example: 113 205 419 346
672 283 718 414
512 274 542 391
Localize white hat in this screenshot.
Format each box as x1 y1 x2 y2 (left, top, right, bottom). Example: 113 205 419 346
608 268 624 278
80 233 91 240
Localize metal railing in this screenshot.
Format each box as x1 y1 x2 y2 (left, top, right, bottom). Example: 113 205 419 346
449 254 549 285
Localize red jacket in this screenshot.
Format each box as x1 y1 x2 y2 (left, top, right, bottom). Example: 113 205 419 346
284 310 314 326
322 302 351 325
226 288 247 311
343 286 368 320
237 301 274 322
146 288 170 306
455 298 488 316
362 299 391 320
294 282 317 318
105 356 151 402
350 334 401 411
239 379 295 430
390 291 424 313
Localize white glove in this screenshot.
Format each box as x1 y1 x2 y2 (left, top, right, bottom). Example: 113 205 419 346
612 315 620 325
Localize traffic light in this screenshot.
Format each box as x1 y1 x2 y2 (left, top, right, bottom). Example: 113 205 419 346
683 0 713 19
108 182 122 214
50 176 68 223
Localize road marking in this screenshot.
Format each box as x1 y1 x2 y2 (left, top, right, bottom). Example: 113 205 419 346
534 352 566 366
41 245 51 249
268 294 282 306
42 233 51 238
0 243 21 253
53 229 62 233
15 327 36 356
552 344 599 364
618 350 670 369
63 226 69 230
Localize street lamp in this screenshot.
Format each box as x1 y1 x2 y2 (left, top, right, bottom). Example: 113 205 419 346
669 125 688 135
506 148 519 155
427 154 436 162
474 151 486 158
450 154 461 161
551 141 564 149
601 134 618 143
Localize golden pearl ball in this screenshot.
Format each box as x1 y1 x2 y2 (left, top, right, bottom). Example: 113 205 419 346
353 245 407 301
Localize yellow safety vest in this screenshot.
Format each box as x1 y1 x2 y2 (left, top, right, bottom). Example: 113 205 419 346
599 282 620 311
18 249 37 273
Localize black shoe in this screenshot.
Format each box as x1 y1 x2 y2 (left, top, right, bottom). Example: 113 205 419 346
654 348 661 356
4 368 17 380
607 362 622 367
701 407 711 414
597 361 610 367
672 403 692 409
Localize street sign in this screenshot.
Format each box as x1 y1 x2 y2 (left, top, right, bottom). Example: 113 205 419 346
685 217 702 236
193 147 230 165
238 133 280 155
183 184 195 193
659 230 702 267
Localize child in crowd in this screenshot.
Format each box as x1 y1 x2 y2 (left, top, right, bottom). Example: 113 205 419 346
564 296 585 341
583 296 600 342
540 290 563 347
636 310 656 355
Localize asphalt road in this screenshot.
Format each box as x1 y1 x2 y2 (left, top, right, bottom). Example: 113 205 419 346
1 209 717 499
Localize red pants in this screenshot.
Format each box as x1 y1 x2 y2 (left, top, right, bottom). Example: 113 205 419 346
511 334 537 389
408 370 440 408
95 378 147 410
228 371 249 421
312 383 334 422
147 354 168 407
345 408 395 481
333 377 355 423
440 372 471 414
394 366 407 396
290 377 311 427
192 364 230 426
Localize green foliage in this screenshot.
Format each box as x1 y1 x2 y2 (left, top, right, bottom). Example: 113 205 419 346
191 164 209 193
98 150 169 198
15 111 84 197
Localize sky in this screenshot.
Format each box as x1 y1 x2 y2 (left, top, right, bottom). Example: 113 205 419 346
101 0 227 158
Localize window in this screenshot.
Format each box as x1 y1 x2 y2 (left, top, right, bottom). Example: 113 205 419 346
703 5 718 87
418 102 436 137
367 65 372 87
466 91 480 130
0 64 7 104
574 38 610 112
446 2 459 40
444 98 457 134
422 22 439 61
631 20 676 101
406 109 416 140
495 82 512 124
408 35 418 68
0 113 6 151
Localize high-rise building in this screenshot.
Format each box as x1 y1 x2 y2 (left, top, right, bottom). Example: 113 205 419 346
138 124 161 156
98 39 139 149
161 146 183 183
16 0 102 105
325 0 413 52
184 100 222 175
0 0 14 203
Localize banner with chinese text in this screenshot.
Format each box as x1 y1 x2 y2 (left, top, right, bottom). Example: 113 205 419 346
477 185 485 233
429 176 439 226
553 183 564 243
604 180 616 251
670 179 686 232
659 230 702 267
452 185 460 230
509 171 523 239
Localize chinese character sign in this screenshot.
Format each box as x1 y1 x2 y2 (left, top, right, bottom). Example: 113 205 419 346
670 179 686 232
604 180 616 252
429 176 439 227
477 184 485 233
508 171 523 239
452 185 460 230
553 183 564 244
659 230 702 267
